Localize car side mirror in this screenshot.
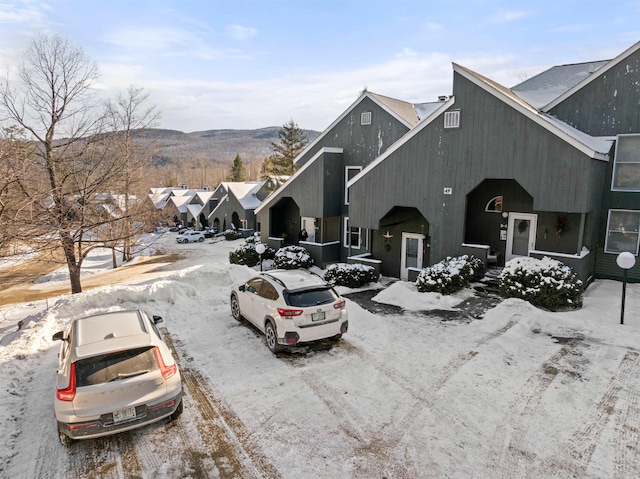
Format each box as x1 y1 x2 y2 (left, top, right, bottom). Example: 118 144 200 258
52 331 66 342
152 315 163 324
239 284 246 292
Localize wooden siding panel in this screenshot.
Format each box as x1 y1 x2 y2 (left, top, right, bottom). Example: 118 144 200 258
550 48 640 135
350 72 607 265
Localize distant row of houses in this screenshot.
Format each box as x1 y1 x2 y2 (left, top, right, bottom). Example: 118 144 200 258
151 40 640 284
149 179 283 232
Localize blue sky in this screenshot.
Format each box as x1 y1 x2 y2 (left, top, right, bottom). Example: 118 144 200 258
1 0 639 132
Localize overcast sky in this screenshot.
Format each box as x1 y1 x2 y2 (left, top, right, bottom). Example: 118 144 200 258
1 0 639 133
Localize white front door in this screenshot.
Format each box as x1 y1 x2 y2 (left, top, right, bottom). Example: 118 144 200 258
401 233 424 281
505 213 537 262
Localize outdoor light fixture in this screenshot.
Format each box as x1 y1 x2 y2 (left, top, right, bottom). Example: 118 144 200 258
501 211 509 219
383 231 393 239
255 243 266 271
616 251 636 325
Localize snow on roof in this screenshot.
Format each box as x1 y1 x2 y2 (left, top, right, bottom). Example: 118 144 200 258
453 63 611 160
194 191 214 203
224 181 265 209
170 195 191 213
414 101 447 120
187 203 203 217
511 60 610 109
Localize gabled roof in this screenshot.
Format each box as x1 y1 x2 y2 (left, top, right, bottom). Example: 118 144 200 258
452 63 612 160
208 182 266 217
194 191 214 204
540 40 640 111
293 90 423 165
511 60 609 109
170 195 191 213
255 147 343 214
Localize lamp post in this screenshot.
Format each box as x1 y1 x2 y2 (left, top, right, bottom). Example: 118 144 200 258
616 252 636 325
255 243 266 272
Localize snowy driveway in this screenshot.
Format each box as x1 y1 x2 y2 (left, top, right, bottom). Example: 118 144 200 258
1 231 640 478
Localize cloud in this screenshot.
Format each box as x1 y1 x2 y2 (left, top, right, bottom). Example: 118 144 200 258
225 24 257 41
0 2 48 24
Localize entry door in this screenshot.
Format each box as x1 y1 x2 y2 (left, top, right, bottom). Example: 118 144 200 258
401 233 424 281
505 213 537 262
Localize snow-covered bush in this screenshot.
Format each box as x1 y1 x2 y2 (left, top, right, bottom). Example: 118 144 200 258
415 255 485 295
498 256 583 311
229 242 275 267
273 245 313 269
324 263 378 288
224 229 243 240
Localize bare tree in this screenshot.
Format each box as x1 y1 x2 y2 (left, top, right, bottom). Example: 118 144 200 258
0 34 142 293
104 85 160 263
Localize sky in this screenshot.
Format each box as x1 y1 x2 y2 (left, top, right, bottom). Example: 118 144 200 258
1 0 640 133
1 231 640 476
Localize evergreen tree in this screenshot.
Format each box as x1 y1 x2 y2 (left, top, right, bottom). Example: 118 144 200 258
229 153 246 181
263 120 308 177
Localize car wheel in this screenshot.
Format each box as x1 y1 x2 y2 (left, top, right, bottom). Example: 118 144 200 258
58 424 73 447
169 399 183 422
198 237 204 242
230 293 242 321
265 320 282 353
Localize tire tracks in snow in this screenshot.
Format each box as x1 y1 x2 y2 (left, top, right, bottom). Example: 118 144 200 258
288 317 519 477
485 335 585 478
164 332 282 479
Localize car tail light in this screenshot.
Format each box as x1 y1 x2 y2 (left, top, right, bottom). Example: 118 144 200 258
277 308 303 318
69 421 98 430
57 363 76 402
334 299 346 310
154 346 177 380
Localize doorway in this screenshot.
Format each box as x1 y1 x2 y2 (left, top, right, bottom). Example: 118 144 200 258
506 213 537 261
401 233 425 280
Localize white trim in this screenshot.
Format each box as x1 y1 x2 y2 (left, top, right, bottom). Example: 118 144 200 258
444 110 460 128
361 111 372 125
604 209 640 255
293 92 415 166
611 133 640 192
348 97 456 188
542 41 640 112
401 232 425 281
254 147 343 214
343 217 361 249
453 63 610 161
505 213 538 261
344 166 362 205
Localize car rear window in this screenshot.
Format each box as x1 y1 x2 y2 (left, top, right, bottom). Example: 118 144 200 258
286 288 338 307
75 347 158 386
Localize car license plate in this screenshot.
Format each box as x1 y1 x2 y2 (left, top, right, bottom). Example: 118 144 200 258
311 311 325 322
113 407 136 424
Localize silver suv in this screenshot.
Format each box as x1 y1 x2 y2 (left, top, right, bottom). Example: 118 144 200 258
230 269 348 353
53 310 183 446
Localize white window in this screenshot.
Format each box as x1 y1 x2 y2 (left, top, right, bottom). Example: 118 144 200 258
361 111 372 125
444 110 460 128
605 209 640 254
343 217 361 249
345 166 362 205
485 196 503 213
300 217 317 243
612 134 640 191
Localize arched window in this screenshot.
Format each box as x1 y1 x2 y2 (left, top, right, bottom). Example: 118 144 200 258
485 196 503 213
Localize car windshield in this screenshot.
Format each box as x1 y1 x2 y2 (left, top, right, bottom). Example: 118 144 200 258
75 347 158 386
286 287 338 307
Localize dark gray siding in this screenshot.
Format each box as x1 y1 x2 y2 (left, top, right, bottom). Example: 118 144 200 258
350 72 607 264
549 47 640 135
296 96 411 169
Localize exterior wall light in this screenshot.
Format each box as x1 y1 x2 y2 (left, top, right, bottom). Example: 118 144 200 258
616 251 636 325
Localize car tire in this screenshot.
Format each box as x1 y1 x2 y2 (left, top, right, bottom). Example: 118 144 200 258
58 424 73 447
265 320 282 353
198 237 204 242
230 293 242 321
169 399 183 422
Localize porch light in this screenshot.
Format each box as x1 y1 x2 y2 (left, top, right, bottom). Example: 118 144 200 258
501 212 509 219
256 243 266 271
383 231 393 239
616 252 636 325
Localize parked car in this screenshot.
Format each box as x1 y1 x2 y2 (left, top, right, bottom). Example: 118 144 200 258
175 226 192 234
52 310 183 446
204 227 218 238
230 269 348 353
176 230 205 243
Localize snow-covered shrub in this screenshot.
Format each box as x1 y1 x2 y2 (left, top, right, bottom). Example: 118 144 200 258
498 256 583 311
224 229 243 240
415 255 485 295
229 242 275 267
273 245 313 269
324 263 378 288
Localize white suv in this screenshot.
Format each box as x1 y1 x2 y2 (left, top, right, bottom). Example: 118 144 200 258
53 310 183 445
230 269 348 353
176 230 205 243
